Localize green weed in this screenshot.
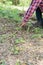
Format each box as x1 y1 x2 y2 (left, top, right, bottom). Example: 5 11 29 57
0 60 6 65
15 38 25 44
16 59 21 65
11 45 20 55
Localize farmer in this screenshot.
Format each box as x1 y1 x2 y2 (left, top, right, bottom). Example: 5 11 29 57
21 0 43 28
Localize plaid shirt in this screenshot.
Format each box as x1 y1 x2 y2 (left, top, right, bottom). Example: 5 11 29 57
23 0 43 22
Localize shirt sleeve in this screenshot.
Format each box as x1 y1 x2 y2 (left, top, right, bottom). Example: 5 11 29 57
22 0 42 22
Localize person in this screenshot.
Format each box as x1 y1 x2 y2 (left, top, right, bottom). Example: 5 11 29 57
21 0 43 28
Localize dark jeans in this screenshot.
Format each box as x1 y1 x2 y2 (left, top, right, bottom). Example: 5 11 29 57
36 7 43 27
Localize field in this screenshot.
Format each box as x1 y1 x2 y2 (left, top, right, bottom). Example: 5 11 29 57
0 3 43 65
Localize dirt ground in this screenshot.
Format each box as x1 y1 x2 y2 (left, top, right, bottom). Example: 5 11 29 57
0 18 43 65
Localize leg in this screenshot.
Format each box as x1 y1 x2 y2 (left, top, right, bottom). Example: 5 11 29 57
36 7 43 27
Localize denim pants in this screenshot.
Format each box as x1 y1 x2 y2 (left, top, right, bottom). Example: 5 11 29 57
36 7 43 26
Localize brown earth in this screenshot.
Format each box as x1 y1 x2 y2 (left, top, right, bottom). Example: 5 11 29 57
0 18 43 65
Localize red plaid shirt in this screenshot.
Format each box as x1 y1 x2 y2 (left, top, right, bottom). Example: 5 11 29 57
23 0 43 22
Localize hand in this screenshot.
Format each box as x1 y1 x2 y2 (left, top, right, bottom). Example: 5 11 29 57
20 21 28 30
21 21 27 27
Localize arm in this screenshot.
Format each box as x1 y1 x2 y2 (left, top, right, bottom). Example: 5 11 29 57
22 0 42 22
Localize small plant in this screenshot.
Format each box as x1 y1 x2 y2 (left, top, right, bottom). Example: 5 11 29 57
32 27 41 34
0 35 6 43
0 33 16 43
31 27 43 39
16 59 21 65
0 60 6 65
11 45 20 55
15 27 20 31
15 38 25 44
31 34 41 39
